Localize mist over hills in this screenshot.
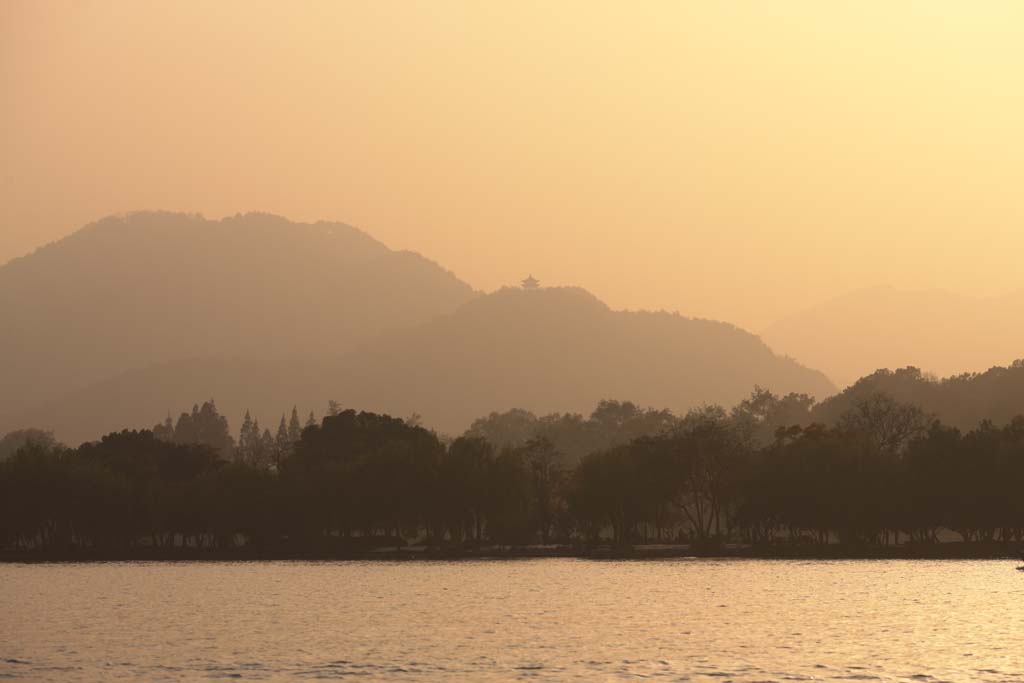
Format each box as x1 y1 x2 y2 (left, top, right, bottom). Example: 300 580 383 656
6 212 1024 447
323 286 836 434
0 211 476 423
5 286 836 445
763 286 1024 388
0 213 836 443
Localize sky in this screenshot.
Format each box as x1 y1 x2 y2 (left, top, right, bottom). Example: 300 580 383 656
3 1 1024 330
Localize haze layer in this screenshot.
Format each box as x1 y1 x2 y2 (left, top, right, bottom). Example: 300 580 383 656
4 2 1024 337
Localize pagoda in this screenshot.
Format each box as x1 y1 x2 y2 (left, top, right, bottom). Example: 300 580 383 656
521 275 540 290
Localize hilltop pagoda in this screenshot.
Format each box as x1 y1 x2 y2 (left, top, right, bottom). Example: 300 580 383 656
521 275 540 290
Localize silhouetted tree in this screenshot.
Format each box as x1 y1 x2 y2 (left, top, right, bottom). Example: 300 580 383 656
731 387 815 446
438 436 494 543
484 448 533 545
838 392 929 456
7 395 1024 556
466 409 538 451
288 407 303 445
238 411 257 465
571 446 642 544
156 400 234 459
274 415 290 468
0 428 62 462
467 400 677 468
257 428 275 470
662 407 749 543
522 437 563 543
152 415 175 443
282 409 444 544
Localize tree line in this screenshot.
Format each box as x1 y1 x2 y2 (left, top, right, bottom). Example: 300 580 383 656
2 391 1023 553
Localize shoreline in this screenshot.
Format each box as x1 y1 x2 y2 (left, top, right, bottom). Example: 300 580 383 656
3 542 1023 563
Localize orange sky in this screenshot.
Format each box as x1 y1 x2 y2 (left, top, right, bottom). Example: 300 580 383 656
3 1 1024 329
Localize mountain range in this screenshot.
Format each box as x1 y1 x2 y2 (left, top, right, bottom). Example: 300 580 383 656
0 212 834 443
0 211 474 414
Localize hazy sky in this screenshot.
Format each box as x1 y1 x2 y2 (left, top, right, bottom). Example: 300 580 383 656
4 2 1024 329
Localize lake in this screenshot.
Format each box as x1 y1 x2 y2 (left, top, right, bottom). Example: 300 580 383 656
2 559 1023 681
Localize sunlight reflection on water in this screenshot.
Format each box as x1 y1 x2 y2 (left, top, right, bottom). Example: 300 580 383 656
2 559 1024 681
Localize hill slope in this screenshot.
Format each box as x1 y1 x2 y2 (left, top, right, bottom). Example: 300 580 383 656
334 287 836 432
762 286 1024 389
812 364 1024 431
11 286 836 444
0 211 477 425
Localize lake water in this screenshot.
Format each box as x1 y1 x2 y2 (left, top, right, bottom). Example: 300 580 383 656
2 559 1023 681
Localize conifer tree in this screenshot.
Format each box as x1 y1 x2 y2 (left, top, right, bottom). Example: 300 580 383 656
275 414 290 467
258 428 275 469
153 414 175 442
173 405 201 444
288 406 302 444
193 400 234 458
154 401 234 458
239 411 255 464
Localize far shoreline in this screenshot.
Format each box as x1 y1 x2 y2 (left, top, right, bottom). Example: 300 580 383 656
4 542 1024 564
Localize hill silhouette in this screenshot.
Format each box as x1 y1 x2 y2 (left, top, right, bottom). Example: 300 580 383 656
5 283 836 444
762 286 1024 388
0 211 476 430
329 286 836 433
812 363 1024 432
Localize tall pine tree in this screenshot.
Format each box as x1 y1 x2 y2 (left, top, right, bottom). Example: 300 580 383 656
275 414 290 467
238 410 256 464
288 407 302 445
153 414 174 442
258 428 274 469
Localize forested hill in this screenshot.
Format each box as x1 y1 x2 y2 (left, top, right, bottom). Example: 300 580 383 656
0 211 477 423
2 286 836 445
812 363 1024 431
329 286 837 433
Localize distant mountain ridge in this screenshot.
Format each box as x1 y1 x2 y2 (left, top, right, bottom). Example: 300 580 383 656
4 282 836 444
0 211 477 424
0 211 839 444
331 286 837 432
762 285 1024 389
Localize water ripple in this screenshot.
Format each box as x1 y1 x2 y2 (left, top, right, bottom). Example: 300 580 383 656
2 559 1024 682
